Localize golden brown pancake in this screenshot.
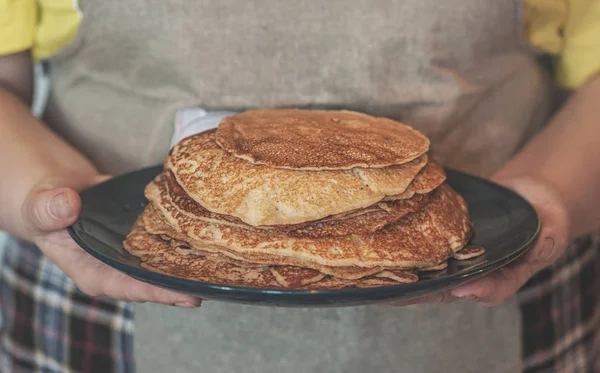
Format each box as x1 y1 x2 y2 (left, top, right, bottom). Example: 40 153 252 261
299 277 400 290
269 266 327 288
452 246 486 260
145 178 471 270
123 109 482 290
168 237 345 288
375 271 419 283
424 185 472 253
215 109 430 170
157 171 431 237
420 261 449 271
383 159 446 201
166 130 428 226
125 219 421 289
167 236 335 287
124 218 280 288
143 205 387 280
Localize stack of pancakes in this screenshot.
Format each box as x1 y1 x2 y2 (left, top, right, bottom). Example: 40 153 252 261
124 110 484 289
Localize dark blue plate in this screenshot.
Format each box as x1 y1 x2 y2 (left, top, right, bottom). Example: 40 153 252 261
68 166 539 307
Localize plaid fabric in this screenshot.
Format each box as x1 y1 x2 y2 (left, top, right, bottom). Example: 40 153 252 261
0 237 135 373
519 233 600 373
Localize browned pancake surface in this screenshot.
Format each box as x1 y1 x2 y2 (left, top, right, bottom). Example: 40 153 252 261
125 219 420 289
384 158 447 201
145 177 471 270
161 171 430 237
124 219 280 288
167 131 428 226
143 205 387 280
452 246 486 260
215 109 430 170
270 266 326 288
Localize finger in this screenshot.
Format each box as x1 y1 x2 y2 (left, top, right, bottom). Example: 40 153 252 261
92 174 112 185
452 261 533 305
452 232 561 305
455 176 571 305
98 268 202 306
43 232 201 306
383 291 456 306
23 187 82 234
39 230 200 306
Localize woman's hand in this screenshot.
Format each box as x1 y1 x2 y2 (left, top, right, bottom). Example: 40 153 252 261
450 175 571 305
21 174 202 308
387 174 571 307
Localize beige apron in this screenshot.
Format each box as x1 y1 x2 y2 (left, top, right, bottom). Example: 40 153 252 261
44 1 554 372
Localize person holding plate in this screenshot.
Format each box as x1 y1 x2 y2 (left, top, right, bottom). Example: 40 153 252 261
0 1 599 372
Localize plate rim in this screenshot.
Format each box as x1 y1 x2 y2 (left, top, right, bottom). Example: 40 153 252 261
67 166 541 299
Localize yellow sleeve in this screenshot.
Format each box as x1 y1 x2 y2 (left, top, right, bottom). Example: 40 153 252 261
0 0 38 55
34 0 81 60
525 0 600 89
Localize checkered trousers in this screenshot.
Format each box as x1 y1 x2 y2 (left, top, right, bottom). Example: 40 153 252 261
519 233 600 373
0 237 134 373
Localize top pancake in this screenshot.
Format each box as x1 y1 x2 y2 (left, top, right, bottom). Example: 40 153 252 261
215 109 430 170
166 130 428 226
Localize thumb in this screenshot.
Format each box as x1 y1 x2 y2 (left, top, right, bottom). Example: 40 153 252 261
23 187 82 234
22 173 112 235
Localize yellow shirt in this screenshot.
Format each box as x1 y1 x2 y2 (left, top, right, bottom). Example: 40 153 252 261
0 0 599 88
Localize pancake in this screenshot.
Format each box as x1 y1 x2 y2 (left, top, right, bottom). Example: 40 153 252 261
452 246 486 260
298 276 400 290
420 261 449 271
160 214 480 278
383 158 446 201
143 205 387 280
215 109 430 170
157 171 431 237
169 237 334 287
145 176 471 270
269 266 327 288
282 196 429 237
125 218 420 289
374 271 419 283
166 130 428 226
124 108 480 290
166 240 265 268
124 218 280 288
126 218 481 289
424 184 472 253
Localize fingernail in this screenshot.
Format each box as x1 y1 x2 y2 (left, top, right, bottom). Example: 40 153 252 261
50 193 71 219
452 290 478 301
175 301 199 308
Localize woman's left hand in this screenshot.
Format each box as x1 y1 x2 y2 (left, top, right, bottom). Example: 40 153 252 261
388 174 571 306
450 175 571 305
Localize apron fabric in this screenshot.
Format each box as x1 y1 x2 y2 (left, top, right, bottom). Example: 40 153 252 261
0 0 597 372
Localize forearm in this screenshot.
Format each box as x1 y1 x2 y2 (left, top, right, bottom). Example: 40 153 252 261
495 73 600 238
0 88 98 238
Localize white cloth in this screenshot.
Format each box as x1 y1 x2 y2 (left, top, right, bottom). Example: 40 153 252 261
170 108 236 149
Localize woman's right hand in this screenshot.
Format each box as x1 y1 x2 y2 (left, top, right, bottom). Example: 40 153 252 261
19 174 202 308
